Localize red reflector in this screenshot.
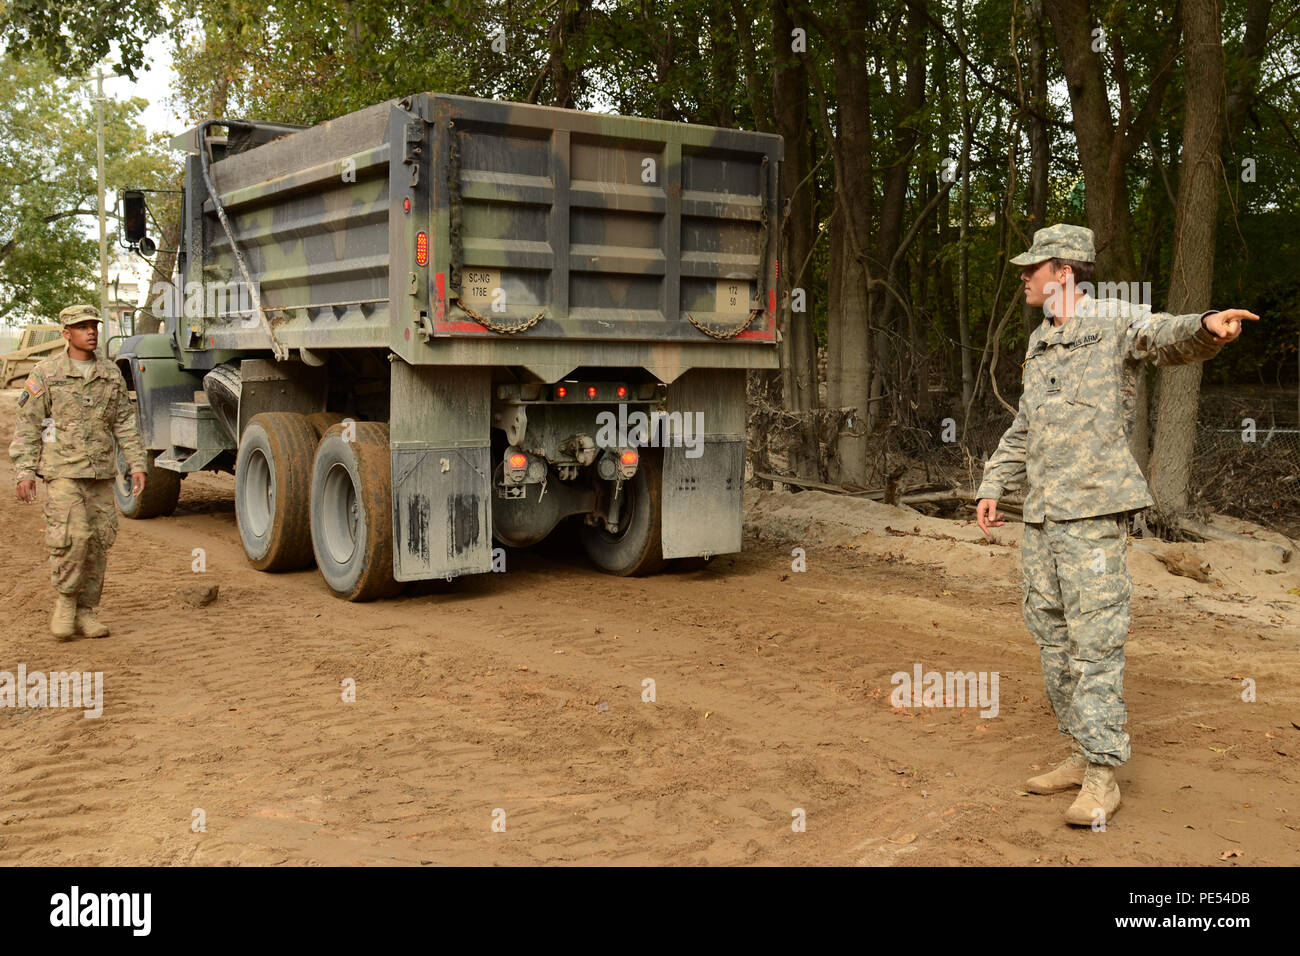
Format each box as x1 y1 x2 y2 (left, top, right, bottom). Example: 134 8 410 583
586 385 598 398
620 450 638 466
555 385 567 398
616 385 627 398
415 232 428 266
508 453 527 469
403 197 411 213
775 257 779 280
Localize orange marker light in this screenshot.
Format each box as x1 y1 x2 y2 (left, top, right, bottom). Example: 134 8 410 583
586 385 598 398
620 449 638 467
415 231 429 266
616 385 627 398
555 385 567 398
508 452 528 469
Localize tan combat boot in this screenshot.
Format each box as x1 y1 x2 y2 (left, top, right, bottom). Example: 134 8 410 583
75 606 110 639
1025 743 1088 793
1064 764 1121 826
50 593 78 640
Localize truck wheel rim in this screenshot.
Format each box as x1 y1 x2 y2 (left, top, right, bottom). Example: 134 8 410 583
245 448 273 536
322 462 359 564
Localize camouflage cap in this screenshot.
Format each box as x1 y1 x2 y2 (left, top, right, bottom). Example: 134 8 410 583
1009 223 1096 266
58 304 102 327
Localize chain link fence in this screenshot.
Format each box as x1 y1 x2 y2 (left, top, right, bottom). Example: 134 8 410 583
1189 385 1300 540
747 374 1300 540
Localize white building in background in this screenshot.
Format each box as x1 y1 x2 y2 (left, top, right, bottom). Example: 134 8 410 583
105 251 154 341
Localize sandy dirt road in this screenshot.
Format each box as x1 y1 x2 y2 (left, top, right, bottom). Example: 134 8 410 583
1 389 1297 866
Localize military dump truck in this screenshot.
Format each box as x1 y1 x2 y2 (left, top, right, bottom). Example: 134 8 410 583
115 93 781 599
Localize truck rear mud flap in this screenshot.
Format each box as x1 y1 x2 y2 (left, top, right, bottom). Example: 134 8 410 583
661 441 745 559
390 361 493 580
659 368 746 560
392 446 492 580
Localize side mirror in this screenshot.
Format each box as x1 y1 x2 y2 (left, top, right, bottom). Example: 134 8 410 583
123 190 148 244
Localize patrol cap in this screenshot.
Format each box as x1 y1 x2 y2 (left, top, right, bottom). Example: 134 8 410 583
58 304 102 327
1009 223 1096 266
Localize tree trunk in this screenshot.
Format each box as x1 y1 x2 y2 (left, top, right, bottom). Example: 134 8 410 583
870 0 927 435
1023 0 1050 340
771 0 819 475
818 4 874 486
957 0 973 415
1149 0 1225 520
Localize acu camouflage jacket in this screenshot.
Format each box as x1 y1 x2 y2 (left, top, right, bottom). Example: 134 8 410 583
975 296 1225 522
9 350 147 483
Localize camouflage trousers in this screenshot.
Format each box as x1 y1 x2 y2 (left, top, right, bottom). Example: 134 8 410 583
43 477 118 607
1021 513 1132 766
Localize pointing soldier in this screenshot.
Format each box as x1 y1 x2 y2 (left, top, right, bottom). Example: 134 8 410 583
9 304 148 640
974 224 1257 826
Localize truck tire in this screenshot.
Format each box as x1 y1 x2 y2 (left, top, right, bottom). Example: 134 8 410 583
202 362 241 445
306 411 347 440
114 447 182 519
579 449 666 576
309 422 402 601
235 412 317 571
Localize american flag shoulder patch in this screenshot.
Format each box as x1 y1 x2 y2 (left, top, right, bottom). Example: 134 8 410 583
25 377 42 397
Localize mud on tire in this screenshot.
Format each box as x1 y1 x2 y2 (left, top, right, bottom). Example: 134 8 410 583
235 412 317 571
309 421 402 601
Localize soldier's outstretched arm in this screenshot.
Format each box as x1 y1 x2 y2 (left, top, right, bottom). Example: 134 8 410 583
10 369 49 501
1123 305 1258 367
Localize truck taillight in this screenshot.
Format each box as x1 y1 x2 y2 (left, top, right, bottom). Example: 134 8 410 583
555 385 567 398
616 385 627 398
415 231 428 266
504 447 528 484
586 385 598 398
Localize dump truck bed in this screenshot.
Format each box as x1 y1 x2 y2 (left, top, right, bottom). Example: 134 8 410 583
183 93 781 378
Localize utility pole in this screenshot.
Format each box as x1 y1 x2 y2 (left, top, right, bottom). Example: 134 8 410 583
94 67 109 330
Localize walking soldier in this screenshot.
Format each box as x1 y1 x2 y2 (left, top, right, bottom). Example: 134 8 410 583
10 304 148 640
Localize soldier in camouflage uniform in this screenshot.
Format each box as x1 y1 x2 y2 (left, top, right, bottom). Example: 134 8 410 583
10 305 148 640
974 224 1258 826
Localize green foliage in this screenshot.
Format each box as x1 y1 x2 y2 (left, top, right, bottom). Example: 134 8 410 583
0 0 169 80
0 53 173 324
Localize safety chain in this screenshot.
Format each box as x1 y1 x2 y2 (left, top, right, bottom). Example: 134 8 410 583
687 156 770 341
453 297 546 334
686 307 762 339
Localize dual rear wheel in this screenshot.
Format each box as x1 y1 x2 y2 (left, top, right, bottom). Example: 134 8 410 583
235 413 399 600
235 413 679 596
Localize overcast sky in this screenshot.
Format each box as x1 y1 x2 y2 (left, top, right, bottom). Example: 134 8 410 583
118 33 183 141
